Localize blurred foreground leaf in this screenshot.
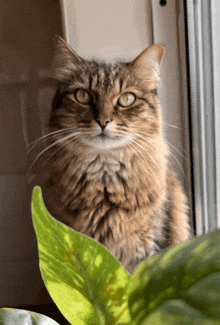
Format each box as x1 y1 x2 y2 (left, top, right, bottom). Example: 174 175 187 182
31 186 131 325
0 308 60 325
32 185 220 325
127 227 220 324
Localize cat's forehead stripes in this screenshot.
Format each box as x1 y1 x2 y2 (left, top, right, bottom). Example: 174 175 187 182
67 61 141 98
88 63 130 95
90 66 114 90
98 68 107 86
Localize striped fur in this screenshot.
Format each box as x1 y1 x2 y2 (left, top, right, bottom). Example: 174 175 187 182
40 37 192 273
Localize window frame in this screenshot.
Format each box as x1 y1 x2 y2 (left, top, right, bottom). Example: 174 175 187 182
186 0 219 235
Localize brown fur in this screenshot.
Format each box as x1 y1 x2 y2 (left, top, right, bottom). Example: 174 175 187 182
39 37 192 273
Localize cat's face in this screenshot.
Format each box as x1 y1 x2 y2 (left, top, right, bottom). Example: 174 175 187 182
49 37 165 152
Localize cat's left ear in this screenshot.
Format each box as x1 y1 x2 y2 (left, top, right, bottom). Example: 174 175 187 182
53 36 84 81
131 44 165 90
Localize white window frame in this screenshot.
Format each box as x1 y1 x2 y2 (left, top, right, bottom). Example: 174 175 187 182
186 0 220 235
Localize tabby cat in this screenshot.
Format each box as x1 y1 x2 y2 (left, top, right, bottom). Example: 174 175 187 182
40 36 191 273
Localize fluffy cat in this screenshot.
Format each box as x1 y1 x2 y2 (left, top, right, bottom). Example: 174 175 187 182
40 36 192 273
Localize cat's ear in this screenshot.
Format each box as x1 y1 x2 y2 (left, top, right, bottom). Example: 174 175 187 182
53 36 83 81
131 44 165 90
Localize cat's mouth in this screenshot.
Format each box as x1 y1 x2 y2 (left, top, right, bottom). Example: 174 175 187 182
98 134 108 141
94 129 114 139
80 129 129 150
99 132 107 138
96 131 121 141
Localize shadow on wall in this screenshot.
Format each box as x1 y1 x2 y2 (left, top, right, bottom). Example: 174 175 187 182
0 0 62 308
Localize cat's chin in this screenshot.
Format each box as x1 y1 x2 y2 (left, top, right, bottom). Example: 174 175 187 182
82 134 131 151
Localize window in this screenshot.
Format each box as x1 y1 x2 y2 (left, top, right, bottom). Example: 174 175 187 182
186 0 220 235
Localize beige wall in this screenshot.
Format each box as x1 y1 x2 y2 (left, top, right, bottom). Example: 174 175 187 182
61 0 153 61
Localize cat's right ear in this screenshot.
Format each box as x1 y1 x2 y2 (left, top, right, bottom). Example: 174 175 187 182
131 44 165 90
52 36 83 81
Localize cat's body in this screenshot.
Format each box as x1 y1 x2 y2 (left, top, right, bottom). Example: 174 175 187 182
41 37 191 273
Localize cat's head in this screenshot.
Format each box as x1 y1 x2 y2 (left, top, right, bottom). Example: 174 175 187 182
49 36 165 153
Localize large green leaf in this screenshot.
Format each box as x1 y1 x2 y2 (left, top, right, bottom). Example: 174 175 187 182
127 227 220 324
31 186 131 325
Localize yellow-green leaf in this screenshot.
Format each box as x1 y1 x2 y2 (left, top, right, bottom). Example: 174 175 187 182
31 186 131 325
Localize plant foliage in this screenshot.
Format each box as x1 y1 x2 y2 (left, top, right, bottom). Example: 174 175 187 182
32 186 220 325
0 308 60 325
32 186 131 325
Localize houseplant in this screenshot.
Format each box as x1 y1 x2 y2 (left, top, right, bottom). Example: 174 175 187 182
31 186 220 325
2 186 218 325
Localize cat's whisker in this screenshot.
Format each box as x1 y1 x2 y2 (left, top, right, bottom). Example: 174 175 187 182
128 140 161 188
136 130 189 163
129 138 159 167
131 131 176 173
165 138 187 155
131 131 166 160
28 132 82 174
109 131 128 140
163 122 181 129
132 130 158 142
131 132 161 153
167 149 186 177
128 145 159 188
133 130 188 171
132 137 162 162
165 140 191 165
128 141 146 162
129 137 165 188
131 132 160 161
44 134 82 165
28 127 94 154
128 143 149 165
28 128 76 154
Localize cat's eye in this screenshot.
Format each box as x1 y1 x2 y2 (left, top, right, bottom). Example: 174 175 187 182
75 89 92 105
118 92 136 107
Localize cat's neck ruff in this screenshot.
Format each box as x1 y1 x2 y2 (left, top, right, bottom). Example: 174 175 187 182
80 146 130 165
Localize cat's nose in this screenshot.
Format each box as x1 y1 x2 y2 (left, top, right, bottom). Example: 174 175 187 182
96 118 112 130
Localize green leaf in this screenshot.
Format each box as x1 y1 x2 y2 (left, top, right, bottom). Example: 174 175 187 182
31 186 131 325
0 308 60 325
127 228 220 324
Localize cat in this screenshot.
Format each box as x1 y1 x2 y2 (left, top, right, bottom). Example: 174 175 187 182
39 36 192 273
